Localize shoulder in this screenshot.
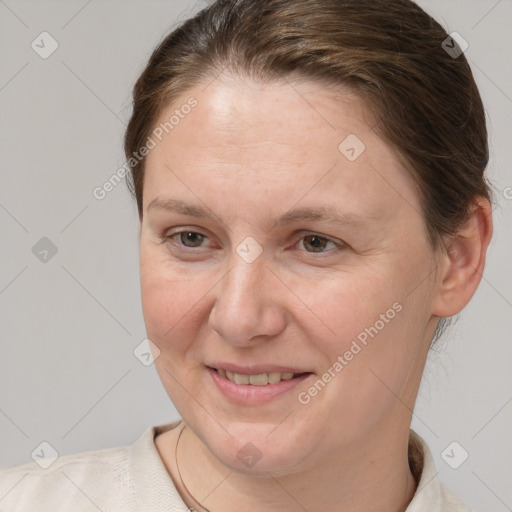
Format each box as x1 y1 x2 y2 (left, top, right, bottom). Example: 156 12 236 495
407 430 473 512
0 421 186 512
0 444 134 512
438 484 473 512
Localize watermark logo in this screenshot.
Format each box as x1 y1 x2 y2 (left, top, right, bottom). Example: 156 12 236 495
133 338 161 366
442 32 468 59
441 441 469 469
32 237 58 263
237 442 263 468
338 133 366 162
31 441 59 469
31 31 59 59
236 236 263 264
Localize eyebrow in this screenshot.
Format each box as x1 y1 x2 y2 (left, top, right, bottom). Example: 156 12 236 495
147 197 372 228
148 198 211 218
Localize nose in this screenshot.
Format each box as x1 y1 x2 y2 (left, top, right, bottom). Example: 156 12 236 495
208 251 287 347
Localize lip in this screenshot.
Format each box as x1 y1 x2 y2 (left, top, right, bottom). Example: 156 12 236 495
207 366 313 405
206 362 309 374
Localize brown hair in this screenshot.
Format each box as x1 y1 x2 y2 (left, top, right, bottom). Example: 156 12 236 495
124 0 491 250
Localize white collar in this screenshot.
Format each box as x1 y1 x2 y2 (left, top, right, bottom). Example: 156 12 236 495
129 421 470 511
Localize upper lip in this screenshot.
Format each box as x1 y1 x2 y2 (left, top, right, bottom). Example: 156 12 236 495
207 362 312 375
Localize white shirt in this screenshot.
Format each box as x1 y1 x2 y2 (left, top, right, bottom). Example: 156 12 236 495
0 420 471 511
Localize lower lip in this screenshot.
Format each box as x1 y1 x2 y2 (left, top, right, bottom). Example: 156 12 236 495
207 366 312 405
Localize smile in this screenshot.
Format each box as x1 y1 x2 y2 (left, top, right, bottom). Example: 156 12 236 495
213 367 308 386
207 366 313 405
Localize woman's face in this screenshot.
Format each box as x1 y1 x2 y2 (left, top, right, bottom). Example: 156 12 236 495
139 75 441 474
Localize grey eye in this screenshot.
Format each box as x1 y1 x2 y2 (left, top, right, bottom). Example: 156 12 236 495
178 231 206 247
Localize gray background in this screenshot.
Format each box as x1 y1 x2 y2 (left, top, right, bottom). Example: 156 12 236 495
0 1 510 510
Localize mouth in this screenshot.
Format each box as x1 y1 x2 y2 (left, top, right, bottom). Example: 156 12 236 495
208 366 310 386
206 365 314 405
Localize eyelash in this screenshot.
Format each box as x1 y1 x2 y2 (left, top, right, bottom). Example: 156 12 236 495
160 228 345 256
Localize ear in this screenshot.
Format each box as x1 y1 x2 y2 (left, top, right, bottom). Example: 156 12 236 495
431 197 493 318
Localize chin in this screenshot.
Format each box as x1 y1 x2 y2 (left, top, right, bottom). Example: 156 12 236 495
191 415 314 476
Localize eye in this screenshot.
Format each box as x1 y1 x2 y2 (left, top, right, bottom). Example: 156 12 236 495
163 230 209 248
161 229 344 255
297 233 341 254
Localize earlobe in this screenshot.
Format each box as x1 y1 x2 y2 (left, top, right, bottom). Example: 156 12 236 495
431 197 493 318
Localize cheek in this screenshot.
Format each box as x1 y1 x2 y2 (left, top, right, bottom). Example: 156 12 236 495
139 249 208 354
296 239 434 353
293 265 428 420
292 269 403 352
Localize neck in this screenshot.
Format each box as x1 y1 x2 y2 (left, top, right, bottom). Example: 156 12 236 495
160 418 418 512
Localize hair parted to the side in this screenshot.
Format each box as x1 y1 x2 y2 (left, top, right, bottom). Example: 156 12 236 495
124 0 493 343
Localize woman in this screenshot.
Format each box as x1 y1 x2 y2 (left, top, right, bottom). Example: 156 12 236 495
0 0 493 510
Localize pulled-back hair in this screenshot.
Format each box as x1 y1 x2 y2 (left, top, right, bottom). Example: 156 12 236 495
125 0 491 251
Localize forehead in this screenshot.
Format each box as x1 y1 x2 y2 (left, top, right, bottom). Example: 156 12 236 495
143 75 419 222
156 75 375 151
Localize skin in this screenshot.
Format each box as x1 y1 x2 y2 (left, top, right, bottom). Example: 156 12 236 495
138 74 492 512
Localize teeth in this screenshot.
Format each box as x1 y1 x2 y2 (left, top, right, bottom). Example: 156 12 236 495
249 373 268 385
218 369 302 385
234 373 250 385
268 372 282 384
